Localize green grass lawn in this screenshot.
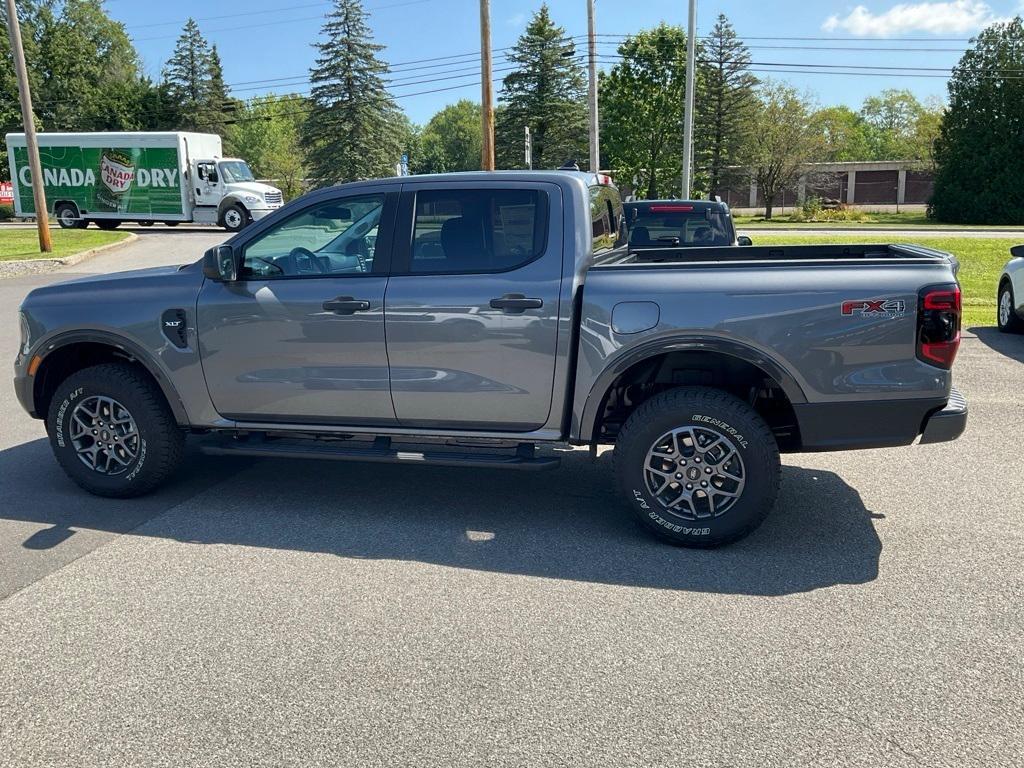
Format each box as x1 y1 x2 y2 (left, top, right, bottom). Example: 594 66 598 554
754 234 1013 328
0 229 130 262
734 212 1024 229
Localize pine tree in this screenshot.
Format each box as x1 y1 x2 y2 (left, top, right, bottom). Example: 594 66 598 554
162 18 229 134
495 4 588 170
205 45 234 138
301 0 403 185
695 14 757 198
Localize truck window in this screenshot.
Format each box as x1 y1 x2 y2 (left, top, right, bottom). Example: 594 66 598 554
590 185 626 255
410 189 547 274
241 194 386 278
219 161 255 183
629 206 733 247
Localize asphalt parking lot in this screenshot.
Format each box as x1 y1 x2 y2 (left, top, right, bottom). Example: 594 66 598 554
1 229 1021 767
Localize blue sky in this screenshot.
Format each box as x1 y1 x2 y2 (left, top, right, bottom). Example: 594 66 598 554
106 0 1024 124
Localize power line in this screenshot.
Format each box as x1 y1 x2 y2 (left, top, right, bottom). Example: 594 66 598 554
129 0 437 42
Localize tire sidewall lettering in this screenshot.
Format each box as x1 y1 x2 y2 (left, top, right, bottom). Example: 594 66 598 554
54 387 84 448
691 414 749 449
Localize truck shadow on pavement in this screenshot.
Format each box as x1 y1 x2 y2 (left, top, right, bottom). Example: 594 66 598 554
1 439 882 596
969 326 1024 363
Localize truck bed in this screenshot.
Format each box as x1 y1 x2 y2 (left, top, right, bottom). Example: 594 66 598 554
601 243 957 270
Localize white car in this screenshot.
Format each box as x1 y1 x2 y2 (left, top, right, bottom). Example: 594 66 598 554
998 245 1024 333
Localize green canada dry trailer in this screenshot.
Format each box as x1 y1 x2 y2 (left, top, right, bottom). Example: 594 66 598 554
5 131 282 232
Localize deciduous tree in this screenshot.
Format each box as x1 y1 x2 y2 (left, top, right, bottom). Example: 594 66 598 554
414 100 481 173
599 24 692 199
748 82 820 219
931 17 1024 223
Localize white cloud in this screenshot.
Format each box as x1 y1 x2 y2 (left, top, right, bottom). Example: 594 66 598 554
822 1 1009 36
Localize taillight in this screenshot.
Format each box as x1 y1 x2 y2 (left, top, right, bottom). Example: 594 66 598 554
917 283 961 368
650 204 694 212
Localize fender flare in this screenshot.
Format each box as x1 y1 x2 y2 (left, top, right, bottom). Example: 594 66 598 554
576 335 808 443
31 330 190 426
217 195 248 222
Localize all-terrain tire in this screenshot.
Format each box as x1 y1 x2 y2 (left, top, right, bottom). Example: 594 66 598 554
614 386 781 547
46 363 185 498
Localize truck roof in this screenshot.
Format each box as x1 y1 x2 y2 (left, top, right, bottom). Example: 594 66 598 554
5 131 220 141
323 170 612 188
625 199 732 213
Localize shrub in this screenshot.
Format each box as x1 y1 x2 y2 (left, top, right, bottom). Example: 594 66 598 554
0 204 13 221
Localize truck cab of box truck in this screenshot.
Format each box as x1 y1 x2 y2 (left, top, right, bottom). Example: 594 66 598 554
189 156 283 232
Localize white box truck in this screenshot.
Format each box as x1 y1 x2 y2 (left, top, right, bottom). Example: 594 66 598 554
5 131 283 232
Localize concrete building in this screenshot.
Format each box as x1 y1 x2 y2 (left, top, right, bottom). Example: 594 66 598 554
720 161 933 215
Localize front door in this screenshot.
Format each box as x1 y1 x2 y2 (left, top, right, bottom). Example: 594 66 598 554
192 161 222 207
197 189 398 424
384 182 563 431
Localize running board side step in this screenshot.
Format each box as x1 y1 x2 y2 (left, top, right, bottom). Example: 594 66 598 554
199 436 561 471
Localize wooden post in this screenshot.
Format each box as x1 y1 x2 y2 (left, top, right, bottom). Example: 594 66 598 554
6 0 52 252
586 0 599 172
479 0 495 171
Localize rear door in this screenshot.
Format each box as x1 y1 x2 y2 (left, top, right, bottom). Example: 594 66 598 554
384 181 563 431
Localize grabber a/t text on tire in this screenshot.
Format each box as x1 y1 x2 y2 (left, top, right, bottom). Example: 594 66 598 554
614 387 781 547
46 363 185 498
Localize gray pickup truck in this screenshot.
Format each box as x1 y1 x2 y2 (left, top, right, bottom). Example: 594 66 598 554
14 171 967 547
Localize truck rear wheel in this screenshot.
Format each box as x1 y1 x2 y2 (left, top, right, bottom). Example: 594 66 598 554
55 203 84 229
46 363 185 498
221 204 248 232
614 387 781 547
95 219 121 230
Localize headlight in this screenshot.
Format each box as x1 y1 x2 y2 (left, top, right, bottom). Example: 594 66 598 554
18 310 31 355
243 195 259 203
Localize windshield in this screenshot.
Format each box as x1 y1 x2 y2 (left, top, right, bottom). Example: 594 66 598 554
628 206 734 247
218 161 255 183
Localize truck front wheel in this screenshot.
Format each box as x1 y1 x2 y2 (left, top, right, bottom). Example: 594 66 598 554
221 204 249 232
614 387 781 547
46 363 185 498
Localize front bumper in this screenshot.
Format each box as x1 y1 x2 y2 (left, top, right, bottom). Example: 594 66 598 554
919 387 968 444
249 207 280 221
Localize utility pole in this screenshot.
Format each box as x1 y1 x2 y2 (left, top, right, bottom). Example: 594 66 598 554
479 0 495 171
680 0 697 199
5 0 51 252
586 0 599 173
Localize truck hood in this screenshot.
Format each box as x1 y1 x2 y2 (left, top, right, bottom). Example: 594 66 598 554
225 181 280 197
21 261 203 307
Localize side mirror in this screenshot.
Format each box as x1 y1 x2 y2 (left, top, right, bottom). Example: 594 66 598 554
737 235 753 246
203 245 239 281
1010 244 1024 259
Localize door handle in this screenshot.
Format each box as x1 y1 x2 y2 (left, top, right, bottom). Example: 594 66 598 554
322 296 371 314
489 294 543 313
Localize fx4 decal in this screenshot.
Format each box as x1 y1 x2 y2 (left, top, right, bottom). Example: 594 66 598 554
841 299 906 318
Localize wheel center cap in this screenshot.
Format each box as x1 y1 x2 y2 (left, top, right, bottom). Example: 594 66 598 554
686 466 701 481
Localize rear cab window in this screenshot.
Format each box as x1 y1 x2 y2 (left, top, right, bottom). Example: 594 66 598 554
627 204 735 247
